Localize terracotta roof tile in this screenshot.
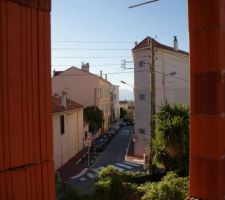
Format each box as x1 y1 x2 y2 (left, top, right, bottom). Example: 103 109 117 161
52 96 83 113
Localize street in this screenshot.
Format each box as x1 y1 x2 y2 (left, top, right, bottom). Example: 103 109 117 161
69 125 143 193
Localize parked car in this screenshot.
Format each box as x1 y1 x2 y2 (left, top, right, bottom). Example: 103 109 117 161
92 138 105 152
100 134 111 145
106 129 116 138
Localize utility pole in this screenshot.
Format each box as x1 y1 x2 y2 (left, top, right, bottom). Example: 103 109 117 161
150 39 156 137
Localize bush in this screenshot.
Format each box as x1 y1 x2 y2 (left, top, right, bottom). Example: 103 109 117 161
56 182 90 200
94 165 143 200
139 172 188 200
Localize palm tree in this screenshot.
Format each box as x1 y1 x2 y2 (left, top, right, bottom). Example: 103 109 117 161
151 103 189 173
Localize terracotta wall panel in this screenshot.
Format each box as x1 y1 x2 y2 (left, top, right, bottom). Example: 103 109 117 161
191 72 222 114
7 1 24 167
0 0 54 199
188 0 220 31
11 170 27 200
38 11 47 161
190 157 220 199
31 7 41 163
0 173 7 200
189 28 224 72
1 0 10 170
189 0 225 198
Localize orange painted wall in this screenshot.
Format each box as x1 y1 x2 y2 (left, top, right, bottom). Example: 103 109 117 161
188 0 225 199
0 0 55 199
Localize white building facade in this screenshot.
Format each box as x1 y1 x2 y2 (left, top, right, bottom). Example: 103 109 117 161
52 96 84 170
132 36 189 158
52 64 112 131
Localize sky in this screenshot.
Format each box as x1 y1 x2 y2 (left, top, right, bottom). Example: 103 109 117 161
51 0 189 92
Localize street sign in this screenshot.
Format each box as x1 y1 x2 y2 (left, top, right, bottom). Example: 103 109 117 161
85 135 92 147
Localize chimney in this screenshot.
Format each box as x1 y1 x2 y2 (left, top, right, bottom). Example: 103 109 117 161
81 62 90 72
105 74 107 80
174 36 178 51
61 91 67 108
100 70 103 77
135 41 138 46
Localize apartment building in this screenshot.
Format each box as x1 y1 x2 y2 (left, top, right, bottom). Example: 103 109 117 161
52 94 84 170
52 63 112 131
111 85 120 121
132 36 189 157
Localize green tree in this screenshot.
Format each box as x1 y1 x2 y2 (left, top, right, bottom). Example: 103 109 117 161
139 172 188 200
151 103 189 174
84 106 104 132
120 107 127 119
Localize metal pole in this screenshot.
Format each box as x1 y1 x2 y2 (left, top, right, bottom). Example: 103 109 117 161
88 146 90 168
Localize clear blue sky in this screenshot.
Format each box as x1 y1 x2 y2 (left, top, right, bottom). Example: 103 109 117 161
51 0 189 91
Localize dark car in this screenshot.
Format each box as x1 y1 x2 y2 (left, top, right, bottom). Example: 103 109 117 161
106 129 116 138
92 138 105 152
100 134 110 145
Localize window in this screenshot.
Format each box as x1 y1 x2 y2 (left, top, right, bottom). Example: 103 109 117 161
139 128 145 134
139 94 145 100
60 115 65 134
139 61 145 67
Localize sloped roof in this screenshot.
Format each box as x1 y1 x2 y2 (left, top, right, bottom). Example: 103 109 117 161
53 66 112 85
133 36 189 56
52 96 83 113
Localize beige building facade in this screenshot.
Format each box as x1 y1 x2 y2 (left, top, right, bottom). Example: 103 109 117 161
132 36 189 158
52 65 112 132
52 95 84 170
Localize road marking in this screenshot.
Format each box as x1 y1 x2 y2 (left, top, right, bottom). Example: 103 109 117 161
116 163 133 169
114 166 124 171
70 168 88 180
91 168 99 173
87 173 96 179
123 162 142 167
80 177 87 181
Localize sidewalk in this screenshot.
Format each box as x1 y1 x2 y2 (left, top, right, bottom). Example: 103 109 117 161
125 134 144 165
57 147 88 181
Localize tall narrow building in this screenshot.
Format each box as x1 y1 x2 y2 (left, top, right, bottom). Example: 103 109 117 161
132 36 189 158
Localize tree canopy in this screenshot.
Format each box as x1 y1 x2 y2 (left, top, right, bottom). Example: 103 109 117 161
151 103 189 175
84 106 104 132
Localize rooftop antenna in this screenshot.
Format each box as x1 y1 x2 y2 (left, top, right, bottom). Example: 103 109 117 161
129 0 160 9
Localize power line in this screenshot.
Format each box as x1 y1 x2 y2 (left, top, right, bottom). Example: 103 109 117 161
52 40 134 44
52 63 133 67
129 0 160 8
52 68 189 82
52 48 131 51
52 56 132 59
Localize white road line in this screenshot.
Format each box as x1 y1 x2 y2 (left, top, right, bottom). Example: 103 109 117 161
87 173 96 179
91 168 99 173
114 166 124 171
116 163 133 169
80 177 87 181
123 162 141 167
70 168 88 180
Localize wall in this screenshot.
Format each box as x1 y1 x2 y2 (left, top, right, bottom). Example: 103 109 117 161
155 48 190 110
52 67 98 107
0 0 55 199
98 77 112 131
188 0 225 199
53 109 83 170
133 46 151 157
133 40 190 158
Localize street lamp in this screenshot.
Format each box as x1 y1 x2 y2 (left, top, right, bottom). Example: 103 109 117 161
120 80 134 89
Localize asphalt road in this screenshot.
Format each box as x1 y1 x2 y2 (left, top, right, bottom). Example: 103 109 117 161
69 125 143 193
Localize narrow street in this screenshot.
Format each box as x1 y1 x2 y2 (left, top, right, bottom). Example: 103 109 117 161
69 125 143 193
